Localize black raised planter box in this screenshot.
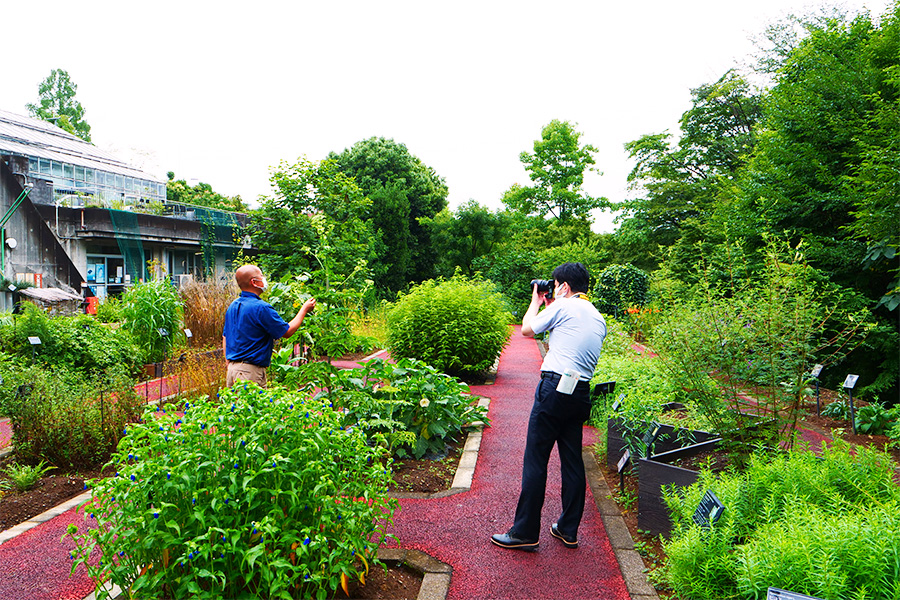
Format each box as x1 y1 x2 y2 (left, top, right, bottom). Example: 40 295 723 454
606 415 718 471
637 438 722 536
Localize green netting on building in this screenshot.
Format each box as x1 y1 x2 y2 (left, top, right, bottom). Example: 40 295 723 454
108 208 146 281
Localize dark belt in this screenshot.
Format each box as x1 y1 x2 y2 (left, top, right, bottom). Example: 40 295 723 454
541 371 589 388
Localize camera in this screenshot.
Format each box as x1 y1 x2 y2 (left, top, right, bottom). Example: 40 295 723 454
530 279 555 296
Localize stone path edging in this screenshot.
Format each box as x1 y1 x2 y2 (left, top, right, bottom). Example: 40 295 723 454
392 397 489 501
0 489 91 547
585 448 660 600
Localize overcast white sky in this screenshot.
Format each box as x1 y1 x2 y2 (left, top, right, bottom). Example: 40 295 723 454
0 1 892 231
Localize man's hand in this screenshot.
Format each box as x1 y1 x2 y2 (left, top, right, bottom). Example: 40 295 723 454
284 297 316 339
299 297 316 316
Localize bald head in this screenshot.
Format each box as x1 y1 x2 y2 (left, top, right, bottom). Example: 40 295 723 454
235 264 263 293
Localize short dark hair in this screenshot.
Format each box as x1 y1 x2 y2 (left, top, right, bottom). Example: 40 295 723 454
552 262 590 293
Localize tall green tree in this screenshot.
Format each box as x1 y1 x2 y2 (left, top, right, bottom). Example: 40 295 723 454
251 158 375 285
421 201 512 277
501 120 606 222
328 137 448 292
620 71 762 259
27 68 91 142
733 6 899 303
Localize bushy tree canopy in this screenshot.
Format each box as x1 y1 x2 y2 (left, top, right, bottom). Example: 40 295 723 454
329 137 448 292
502 120 606 222
27 68 91 142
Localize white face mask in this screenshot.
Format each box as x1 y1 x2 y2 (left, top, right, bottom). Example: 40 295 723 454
254 277 267 292
555 283 568 299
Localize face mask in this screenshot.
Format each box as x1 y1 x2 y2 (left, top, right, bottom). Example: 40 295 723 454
254 278 267 292
555 283 568 299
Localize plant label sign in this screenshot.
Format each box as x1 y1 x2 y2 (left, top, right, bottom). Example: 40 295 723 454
641 423 662 457
184 328 193 338
617 449 631 474
842 374 859 389
27 336 41 345
158 328 169 337
810 364 823 378
767 588 824 600
692 490 725 529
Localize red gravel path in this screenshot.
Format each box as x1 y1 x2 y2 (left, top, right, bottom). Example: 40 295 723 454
0 333 629 599
0 417 10 451
0 505 95 599
386 328 629 600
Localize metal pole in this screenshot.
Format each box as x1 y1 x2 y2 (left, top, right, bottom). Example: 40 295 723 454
815 379 820 417
849 389 856 434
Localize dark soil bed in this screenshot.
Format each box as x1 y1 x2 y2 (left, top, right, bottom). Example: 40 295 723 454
342 561 422 599
389 432 464 493
0 464 109 532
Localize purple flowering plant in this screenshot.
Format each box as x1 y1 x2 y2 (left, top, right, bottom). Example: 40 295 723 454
65 382 396 599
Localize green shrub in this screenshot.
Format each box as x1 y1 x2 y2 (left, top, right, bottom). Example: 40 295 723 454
821 399 850 420
4 460 54 491
0 364 142 469
121 279 184 363
67 383 397 600
267 275 376 360
94 296 124 323
327 357 488 458
855 402 893 435
387 274 512 376
592 264 650 317
661 442 900 599
2 303 145 377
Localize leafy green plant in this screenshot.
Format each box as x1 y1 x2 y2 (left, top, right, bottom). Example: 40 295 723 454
387 274 513 376
0 303 143 377
94 296 124 323
0 477 11 500
651 239 870 455
821 400 850 420
267 274 376 360
66 383 397 600
0 364 143 469
4 459 54 491
855 402 893 435
661 442 900 600
121 279 184 363
324 357 488 459
592 264 650 318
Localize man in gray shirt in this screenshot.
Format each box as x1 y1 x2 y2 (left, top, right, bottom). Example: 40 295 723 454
492 262 607 551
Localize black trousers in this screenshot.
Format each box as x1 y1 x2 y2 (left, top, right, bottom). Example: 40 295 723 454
510 372 592 541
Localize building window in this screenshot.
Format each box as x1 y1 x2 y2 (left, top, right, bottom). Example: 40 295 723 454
29 158 38 172
115 174 124 189
52 161 63 177
63 164 74 180
75 166 85 181
40 159 51 174
85 168 94 183
105 172 115 187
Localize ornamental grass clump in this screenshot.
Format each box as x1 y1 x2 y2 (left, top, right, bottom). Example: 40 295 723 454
67 383 397 600
387 274 513 377
660 441 900 600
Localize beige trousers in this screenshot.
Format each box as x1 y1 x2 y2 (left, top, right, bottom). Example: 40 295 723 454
226 361 267 388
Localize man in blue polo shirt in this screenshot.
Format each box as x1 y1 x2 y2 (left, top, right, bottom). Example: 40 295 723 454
222 264 316 387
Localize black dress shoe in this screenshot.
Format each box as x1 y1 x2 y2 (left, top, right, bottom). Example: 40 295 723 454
491 531 539 551
550 523 578 548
